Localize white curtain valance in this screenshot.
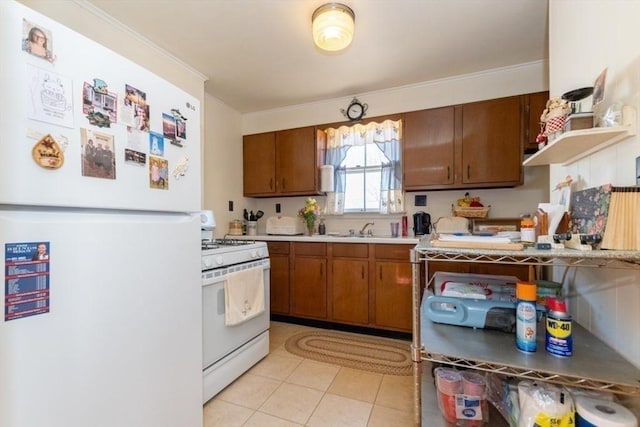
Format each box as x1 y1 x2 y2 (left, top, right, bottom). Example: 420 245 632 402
325 119 402 148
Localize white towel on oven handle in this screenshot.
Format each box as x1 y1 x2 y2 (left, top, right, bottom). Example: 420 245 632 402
224 266 265 326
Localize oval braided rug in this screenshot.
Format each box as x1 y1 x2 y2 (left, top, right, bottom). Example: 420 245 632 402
284 330 412 376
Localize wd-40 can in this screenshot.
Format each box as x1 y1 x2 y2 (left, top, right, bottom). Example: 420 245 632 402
545 297 573 357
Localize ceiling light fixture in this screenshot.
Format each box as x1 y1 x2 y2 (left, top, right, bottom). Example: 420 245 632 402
312 3 355 52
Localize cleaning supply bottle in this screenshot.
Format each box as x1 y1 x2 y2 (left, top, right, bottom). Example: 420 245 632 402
516 281 537 353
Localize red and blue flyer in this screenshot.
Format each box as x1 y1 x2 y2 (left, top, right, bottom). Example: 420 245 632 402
5 242 50 321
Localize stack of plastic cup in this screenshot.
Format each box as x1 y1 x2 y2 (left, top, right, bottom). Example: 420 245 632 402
460 371 488 426
434 367 463 423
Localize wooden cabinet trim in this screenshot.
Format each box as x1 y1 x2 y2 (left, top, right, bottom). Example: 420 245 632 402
293 242 326 257
331 243 368 258
374 244 414 260
267 241 290 255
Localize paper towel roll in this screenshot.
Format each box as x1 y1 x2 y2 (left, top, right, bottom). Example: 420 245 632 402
576 397 637 427
320 165 334 192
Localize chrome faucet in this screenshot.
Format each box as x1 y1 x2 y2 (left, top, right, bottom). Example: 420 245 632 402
359 222 375 236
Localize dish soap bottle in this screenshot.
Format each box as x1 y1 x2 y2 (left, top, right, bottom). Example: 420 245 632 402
318 218 326 235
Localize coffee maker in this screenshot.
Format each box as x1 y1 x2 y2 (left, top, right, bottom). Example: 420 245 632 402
413 211 431 236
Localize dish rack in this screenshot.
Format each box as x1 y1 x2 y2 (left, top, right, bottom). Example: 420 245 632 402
451 205 490 218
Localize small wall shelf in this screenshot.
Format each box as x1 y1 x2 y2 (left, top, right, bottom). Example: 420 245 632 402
523 125 636 167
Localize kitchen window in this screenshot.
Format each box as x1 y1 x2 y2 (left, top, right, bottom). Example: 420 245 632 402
323 119 404 215
341 143 388 212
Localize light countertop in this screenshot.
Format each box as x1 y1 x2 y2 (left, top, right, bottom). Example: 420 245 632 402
234 234 422 245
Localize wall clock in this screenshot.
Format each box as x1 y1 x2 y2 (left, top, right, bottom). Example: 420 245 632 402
341 97 368 122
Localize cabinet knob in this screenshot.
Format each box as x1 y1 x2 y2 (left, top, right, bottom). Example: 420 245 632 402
361 265 365 279
269 178 273 190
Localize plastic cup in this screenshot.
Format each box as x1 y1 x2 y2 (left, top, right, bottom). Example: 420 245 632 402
390 222 400 238
461 371 486 396
434 368 462 423
460 371 488 426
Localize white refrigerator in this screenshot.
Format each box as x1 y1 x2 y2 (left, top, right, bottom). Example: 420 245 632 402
1 2 203 426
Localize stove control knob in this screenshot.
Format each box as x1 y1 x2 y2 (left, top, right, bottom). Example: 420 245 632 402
203 258 213 268
216 256 224 265
250 250 257 258
257 249 264 257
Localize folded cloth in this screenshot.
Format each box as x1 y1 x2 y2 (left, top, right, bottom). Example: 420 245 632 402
224 267 265 326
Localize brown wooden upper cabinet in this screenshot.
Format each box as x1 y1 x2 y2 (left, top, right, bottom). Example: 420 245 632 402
243 126 323 197
403 106 456 190
523 91 549 154
243 132 276 195
461 95 523 186
403 94 538 190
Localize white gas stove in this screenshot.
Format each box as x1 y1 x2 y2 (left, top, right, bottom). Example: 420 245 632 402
199 213 270 403
201 238 268 271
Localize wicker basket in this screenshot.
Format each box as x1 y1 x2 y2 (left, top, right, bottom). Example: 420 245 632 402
452 205 490 218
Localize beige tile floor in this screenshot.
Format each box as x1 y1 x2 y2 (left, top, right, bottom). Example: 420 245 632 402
203 321 449 427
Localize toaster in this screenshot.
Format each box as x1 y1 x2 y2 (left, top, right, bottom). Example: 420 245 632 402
266 216 304 235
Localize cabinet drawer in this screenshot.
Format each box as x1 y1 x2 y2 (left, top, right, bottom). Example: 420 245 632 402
294 242 326 256
375 244 413 260
267 241 290 255
331 243 368 258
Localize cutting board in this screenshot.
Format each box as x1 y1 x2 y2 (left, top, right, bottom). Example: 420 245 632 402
431 240 524 251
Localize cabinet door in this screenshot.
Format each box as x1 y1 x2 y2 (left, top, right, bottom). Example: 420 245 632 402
243 132 276 196
276 127 317 194
375 261 412 332
524 91 549 154
269 254 290 315
403 107 455 189
427 261 530 284
461 96 523 185
331 259 369 325
292 257 327 319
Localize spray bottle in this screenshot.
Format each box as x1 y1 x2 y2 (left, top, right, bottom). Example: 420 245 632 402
516 281 537 353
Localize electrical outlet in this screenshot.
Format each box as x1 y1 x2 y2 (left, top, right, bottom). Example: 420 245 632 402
415 195 427 206
276 203 281 213
228 200 233 212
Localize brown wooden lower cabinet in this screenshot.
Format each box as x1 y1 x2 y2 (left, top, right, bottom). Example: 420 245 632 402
268 241 414 333
331 258 369 325
374 261 413 331
267 242 290 315
373 244 414 332
291 243 327 319
269 255 290 314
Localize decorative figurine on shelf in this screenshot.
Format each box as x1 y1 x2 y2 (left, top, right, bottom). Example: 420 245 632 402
298 197 322 235
537 97 571 148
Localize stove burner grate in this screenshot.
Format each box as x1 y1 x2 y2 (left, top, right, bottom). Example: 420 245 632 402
201 238 255 250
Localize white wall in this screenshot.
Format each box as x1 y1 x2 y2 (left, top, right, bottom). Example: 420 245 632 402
243 61 548 134
202 94 256 235
548 0 640 382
